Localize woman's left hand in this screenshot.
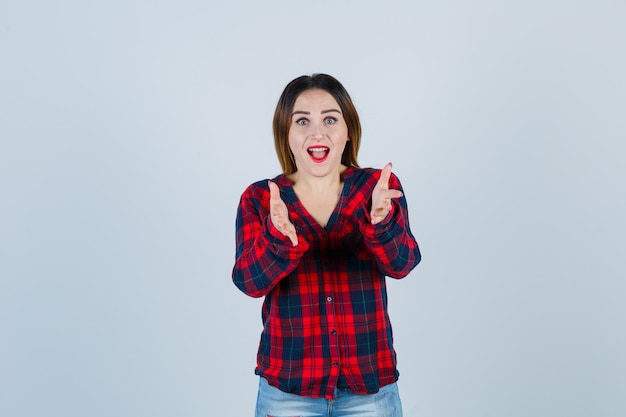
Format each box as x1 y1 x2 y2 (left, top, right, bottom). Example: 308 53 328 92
370 163 403 225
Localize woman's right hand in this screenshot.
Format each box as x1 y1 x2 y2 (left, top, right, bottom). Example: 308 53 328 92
268 181 298 246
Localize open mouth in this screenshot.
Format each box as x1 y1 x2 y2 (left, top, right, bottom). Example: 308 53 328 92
307 146 330 163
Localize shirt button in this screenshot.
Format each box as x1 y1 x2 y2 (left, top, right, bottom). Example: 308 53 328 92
327 297 333 302
333 361 339 367
331 330 337 335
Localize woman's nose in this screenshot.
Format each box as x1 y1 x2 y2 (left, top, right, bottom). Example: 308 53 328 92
309 124 324 139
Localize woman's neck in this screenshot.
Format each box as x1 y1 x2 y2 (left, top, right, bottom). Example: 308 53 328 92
288 165 347 194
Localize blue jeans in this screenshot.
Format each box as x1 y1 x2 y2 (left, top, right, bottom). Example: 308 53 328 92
254 377 403 417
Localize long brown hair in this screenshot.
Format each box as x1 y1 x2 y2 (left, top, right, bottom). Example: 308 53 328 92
273 74 362 175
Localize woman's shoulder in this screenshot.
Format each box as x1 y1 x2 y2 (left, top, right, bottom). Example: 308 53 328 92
345 166 390 181
345 166 376 178
345 166 403 188
240 174 289 197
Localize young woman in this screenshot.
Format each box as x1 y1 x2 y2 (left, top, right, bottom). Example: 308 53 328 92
233 74 421 417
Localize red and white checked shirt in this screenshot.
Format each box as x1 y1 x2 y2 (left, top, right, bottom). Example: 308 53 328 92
232 167 421 399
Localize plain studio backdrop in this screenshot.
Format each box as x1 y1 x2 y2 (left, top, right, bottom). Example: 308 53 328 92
1 1 625 416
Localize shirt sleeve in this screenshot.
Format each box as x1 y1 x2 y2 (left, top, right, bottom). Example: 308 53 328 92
357 172 421 279
232 182 310 298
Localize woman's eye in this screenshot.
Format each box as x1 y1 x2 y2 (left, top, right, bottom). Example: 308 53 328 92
296 118 308 126
325 118 337 125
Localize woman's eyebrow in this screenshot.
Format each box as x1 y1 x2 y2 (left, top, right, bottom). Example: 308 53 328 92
291 109 341 117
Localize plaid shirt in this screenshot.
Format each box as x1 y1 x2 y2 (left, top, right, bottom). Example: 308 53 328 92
232 167 421 399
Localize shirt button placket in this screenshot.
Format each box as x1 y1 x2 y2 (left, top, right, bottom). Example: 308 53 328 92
326 294 341 389
323 238 340 394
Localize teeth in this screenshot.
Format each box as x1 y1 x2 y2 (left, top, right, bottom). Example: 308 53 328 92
308 147 328 152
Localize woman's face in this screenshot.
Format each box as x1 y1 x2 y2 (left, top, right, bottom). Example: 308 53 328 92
288 89 349 179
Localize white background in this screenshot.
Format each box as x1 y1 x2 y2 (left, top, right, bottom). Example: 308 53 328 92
1 1 625 416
